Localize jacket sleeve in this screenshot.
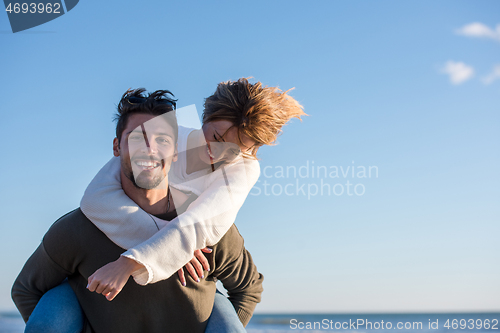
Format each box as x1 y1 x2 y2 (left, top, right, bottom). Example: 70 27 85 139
12 210 85 322
211 227 264 327
11 214 81 322
81 156 260 285
11 244 70 322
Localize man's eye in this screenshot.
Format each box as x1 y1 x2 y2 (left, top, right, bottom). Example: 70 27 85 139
156 137 171 145
129 134 143 141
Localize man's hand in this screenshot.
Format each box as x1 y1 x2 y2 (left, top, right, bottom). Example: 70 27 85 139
87 256 144 301
177 247 212 286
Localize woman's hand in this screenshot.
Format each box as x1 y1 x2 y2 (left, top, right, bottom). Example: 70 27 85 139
177 247 212 286
87 256 144 301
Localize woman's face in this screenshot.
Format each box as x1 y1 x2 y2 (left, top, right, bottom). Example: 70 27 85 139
199 120 256 164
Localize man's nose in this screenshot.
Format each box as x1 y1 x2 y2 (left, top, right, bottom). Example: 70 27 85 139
139 125 157 154
141 140 158 154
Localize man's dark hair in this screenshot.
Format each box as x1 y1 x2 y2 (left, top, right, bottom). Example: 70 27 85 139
115 88 178 144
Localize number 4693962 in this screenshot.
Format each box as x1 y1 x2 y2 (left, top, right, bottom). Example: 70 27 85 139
444 319 498 330
5 3 61 14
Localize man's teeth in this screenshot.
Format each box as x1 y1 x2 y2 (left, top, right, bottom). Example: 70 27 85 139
207 146 215 158
135 161 160 168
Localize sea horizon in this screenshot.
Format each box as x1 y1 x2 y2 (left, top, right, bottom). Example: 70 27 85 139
2 311 499 333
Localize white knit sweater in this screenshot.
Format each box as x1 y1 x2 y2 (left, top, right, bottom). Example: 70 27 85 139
80 126 260 285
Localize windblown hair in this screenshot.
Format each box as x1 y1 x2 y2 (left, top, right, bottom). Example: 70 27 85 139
202 78 306 158
115 88 178 144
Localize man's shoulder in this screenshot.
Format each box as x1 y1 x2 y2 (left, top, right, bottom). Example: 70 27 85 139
218 224 244 244
49 208 90 229
212 224 245 260
43 208 94 245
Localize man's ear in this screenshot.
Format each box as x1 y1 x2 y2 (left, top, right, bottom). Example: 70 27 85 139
113 138 120 157
172 143 178 163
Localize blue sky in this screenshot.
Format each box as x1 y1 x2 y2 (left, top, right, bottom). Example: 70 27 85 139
1 1 499 313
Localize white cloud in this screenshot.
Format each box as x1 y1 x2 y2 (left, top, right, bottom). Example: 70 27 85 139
455 22 500 41
482 64 500 85
441 61 475 85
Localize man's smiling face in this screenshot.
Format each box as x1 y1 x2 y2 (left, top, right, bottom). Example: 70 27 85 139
114 113 177 190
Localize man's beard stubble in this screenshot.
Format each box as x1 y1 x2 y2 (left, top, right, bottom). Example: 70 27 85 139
122 157 167 190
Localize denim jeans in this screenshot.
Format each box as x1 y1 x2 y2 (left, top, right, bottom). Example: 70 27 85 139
25 283 245 333
25 280 84 333
204 290 246 333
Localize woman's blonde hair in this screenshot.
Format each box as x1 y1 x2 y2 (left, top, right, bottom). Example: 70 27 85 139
202 78 306 158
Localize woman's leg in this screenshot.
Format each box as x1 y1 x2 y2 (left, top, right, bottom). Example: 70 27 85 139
25 280 84 333
204 289 246 333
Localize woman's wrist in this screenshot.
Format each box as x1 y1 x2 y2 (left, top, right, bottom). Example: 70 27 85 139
117 255 144 274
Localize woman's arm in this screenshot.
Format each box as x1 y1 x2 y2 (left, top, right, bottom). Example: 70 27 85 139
80 157 161 250
80 156 260 285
